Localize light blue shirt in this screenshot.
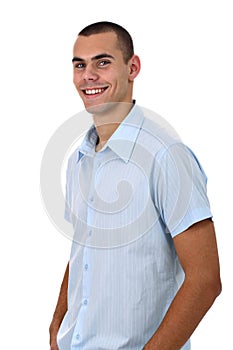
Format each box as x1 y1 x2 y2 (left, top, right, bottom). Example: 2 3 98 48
57 104 212 350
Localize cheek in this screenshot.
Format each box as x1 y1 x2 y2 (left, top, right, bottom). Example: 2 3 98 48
73 72 81 88
73 76 77 87
117 75 130 92
117 67 130 86
107 66 128 86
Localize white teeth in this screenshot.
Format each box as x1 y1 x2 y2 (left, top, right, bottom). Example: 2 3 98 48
85 88 105 95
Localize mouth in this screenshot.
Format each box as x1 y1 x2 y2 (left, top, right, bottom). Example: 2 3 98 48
82 87 108 97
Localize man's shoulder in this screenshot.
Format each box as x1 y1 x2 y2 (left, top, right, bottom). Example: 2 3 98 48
136 106 181 156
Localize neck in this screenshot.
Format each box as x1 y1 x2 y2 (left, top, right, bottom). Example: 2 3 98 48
93 101 134 151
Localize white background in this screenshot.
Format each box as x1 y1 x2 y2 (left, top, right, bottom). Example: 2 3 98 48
0 0 232 348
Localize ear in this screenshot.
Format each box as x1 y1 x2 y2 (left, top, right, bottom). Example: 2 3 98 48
128 55 141 81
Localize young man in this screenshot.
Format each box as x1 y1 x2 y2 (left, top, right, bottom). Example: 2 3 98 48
49 21 221 350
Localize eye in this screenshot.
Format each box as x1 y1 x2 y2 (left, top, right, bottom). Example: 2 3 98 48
74 62 86 69
98 60 110 67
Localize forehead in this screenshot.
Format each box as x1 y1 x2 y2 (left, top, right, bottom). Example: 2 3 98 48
73 32 121 59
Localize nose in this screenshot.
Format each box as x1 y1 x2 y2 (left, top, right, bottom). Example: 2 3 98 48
83 63 99 82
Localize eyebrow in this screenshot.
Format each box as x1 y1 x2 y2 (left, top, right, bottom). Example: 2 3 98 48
72 53 115 63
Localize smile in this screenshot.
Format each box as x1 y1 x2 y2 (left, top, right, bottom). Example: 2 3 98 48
83 87 108 96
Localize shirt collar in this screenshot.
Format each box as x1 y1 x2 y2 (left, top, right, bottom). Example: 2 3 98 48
78 103 144 163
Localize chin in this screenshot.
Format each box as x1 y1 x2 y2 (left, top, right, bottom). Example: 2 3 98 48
84 101 118 115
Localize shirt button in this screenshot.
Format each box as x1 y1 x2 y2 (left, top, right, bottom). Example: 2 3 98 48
84 264 88 270
76 334 80 340
84 299 88 305
90 196 94 202
88 230 92 236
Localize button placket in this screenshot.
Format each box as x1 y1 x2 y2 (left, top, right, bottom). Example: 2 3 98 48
81 155 99 312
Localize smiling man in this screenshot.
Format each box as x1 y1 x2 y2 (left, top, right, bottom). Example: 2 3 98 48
72 28 137 107
49 22 221 350
71 27 141 151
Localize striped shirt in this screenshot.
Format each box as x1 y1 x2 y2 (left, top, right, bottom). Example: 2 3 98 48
57 104 212 349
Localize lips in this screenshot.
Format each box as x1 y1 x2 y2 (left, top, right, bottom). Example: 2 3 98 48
82 87 108 96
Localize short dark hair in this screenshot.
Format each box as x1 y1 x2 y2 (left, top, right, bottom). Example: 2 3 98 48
78 21 134 63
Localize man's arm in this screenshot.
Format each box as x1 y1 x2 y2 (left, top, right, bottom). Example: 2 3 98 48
144 219 222 350
49 262 69 350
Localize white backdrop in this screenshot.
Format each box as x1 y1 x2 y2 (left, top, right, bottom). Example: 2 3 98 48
0 0 232 348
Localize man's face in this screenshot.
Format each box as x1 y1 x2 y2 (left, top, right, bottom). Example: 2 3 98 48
72 32 135 113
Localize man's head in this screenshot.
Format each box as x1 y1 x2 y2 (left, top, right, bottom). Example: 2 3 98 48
72 21 140 114
78 21 134 64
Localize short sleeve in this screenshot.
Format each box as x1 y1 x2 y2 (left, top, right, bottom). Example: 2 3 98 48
154 143 212 237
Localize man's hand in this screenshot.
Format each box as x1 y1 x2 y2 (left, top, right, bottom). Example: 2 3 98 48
49 324 59 350
50 340 59 350
49 263 69 350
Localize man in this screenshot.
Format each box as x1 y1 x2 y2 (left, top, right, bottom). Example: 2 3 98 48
49 21 221 350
